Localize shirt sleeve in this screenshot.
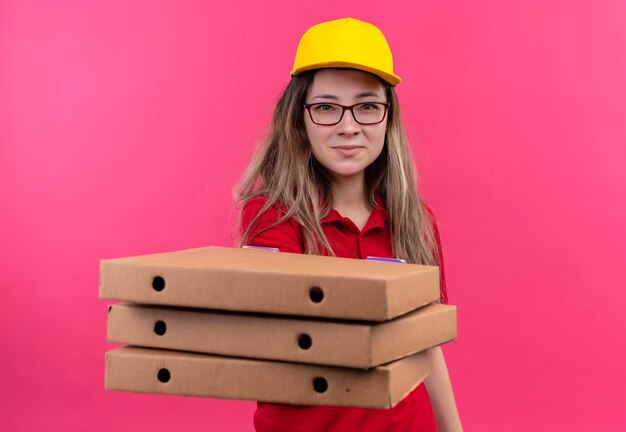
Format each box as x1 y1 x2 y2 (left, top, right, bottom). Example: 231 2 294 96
422 202 448 305
240 196 304 254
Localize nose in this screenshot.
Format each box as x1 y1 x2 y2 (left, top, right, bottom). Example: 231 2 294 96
337 108 361 136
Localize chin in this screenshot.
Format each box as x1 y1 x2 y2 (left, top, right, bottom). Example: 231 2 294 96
327 166 367 179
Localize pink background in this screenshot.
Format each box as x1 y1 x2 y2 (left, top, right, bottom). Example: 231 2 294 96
1 1 625 431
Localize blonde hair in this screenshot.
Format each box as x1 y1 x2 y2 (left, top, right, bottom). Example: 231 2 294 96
235 70 440 267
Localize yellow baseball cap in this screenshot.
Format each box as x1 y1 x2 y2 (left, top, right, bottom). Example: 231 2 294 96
291 17 401 86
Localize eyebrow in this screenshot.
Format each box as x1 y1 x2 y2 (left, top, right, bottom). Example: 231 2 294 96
311 91 385 101
355 91 385 100
311 93 339 101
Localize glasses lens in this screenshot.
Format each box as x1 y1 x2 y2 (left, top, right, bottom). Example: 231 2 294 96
353 103 386 124
308 104 343 125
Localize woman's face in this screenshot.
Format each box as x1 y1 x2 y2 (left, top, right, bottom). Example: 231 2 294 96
304 69 387 183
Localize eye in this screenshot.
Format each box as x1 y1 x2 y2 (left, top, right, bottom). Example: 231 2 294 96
313 104 337 112
359 103 381 111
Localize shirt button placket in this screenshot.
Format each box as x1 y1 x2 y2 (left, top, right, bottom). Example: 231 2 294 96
358 235 364 259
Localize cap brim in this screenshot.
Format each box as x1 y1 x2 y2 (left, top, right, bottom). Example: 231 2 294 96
291 61 401 86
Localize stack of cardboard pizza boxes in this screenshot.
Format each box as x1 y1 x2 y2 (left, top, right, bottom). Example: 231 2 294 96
100 246 456 409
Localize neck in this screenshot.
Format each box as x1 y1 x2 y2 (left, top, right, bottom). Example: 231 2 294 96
330 172 370 210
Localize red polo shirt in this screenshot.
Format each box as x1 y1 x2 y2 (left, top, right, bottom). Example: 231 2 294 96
240 195 446 432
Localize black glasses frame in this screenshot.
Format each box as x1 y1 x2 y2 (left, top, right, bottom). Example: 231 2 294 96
304 102 390 126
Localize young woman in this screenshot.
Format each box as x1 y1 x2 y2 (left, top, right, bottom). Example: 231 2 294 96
236 17 462 432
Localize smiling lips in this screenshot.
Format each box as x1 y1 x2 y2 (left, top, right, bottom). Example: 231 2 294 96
333 145 365 156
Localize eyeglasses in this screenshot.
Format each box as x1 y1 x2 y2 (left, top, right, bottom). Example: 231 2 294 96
304 102 390 126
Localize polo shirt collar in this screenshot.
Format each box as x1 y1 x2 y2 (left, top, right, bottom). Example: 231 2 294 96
321 193 389 229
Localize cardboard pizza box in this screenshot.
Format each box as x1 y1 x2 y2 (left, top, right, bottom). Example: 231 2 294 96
104 346 432 409
99 246 440 321
107 302 456 368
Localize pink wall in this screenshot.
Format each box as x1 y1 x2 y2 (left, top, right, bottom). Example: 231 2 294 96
1 1 625 430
